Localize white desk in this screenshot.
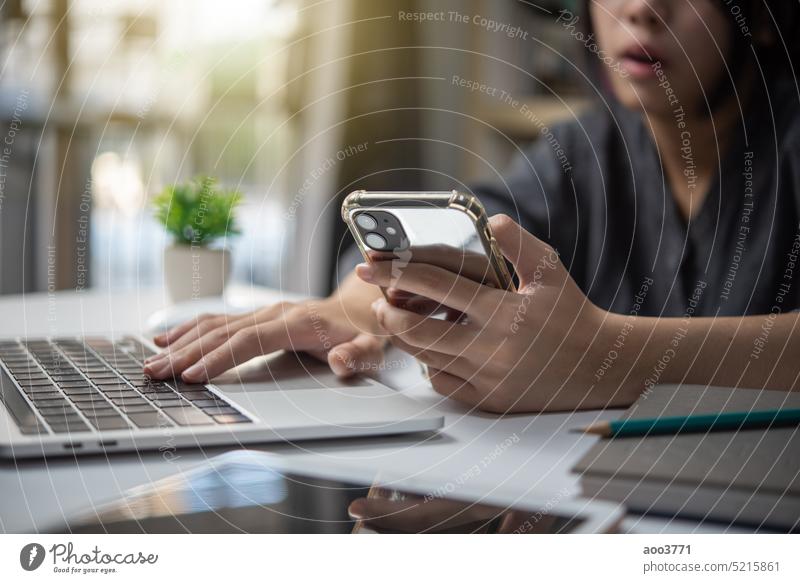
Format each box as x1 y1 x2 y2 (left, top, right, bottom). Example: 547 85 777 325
0 287 729 533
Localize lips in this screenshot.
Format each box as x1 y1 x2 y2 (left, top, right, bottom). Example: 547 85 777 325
619 43 666 79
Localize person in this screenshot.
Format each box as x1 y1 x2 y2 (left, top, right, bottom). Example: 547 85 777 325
144 0 800 414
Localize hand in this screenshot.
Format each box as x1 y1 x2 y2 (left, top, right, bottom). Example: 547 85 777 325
356 214 642 414
143 299 385 383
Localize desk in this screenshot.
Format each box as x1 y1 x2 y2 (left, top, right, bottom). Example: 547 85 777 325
0 287 733 533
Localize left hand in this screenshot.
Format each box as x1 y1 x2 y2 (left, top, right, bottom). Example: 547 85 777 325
355 214 642 414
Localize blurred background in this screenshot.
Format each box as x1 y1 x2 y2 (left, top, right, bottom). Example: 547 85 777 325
0 0 588 299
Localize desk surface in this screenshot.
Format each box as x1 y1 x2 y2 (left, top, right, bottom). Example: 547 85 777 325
0 286 732 533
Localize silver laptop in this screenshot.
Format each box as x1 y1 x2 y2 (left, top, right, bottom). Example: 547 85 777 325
0 336 443 458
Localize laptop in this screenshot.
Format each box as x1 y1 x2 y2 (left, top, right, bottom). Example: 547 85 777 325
0 335 443 458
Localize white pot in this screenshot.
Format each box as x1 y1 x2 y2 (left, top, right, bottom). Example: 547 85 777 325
163 245 230 303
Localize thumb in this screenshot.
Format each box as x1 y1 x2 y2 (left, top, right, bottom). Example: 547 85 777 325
328 333 386 378
489 214 561 289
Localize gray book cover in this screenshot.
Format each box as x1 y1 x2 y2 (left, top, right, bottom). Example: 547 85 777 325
573 385 800 528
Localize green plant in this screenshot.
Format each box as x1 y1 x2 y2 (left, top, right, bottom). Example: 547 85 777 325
153 176 242 246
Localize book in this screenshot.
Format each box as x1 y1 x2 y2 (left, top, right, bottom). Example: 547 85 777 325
572 384 800 530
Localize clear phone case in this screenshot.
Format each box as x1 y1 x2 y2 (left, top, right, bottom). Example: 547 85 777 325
342 190 514 292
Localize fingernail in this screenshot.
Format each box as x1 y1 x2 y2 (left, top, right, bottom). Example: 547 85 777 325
330 351 351 376
356 263 374 281
372 300 387 327
182 362 204 381
347 503 365 520
338 351 353 369
144 360 168 378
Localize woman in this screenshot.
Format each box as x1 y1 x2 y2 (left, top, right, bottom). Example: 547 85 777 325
144 0 800 413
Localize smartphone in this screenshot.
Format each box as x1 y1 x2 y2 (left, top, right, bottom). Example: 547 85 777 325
342 191 515 313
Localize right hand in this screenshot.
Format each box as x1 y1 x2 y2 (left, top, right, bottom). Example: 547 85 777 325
142 299 385 383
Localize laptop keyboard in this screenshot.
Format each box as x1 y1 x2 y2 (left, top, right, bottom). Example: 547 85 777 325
0 336 252 435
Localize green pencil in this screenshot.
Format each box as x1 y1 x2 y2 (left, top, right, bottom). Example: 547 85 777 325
575 408 800 437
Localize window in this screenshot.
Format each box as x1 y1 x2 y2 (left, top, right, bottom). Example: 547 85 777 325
0 0 300 293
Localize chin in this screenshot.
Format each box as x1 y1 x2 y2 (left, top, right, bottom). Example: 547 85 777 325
608 83 676 117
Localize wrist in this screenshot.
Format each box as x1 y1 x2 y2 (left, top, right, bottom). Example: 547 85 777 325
320 290 382 335
593 309 652 406
621 312 693 395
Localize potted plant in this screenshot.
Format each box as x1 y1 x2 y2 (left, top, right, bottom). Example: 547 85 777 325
153 176 242 302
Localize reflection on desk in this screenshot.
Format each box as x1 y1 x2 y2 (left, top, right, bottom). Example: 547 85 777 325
67 451 368 533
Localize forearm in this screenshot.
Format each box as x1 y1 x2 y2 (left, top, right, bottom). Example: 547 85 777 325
618 311 800 392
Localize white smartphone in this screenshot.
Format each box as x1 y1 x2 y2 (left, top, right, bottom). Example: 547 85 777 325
342 190 515 315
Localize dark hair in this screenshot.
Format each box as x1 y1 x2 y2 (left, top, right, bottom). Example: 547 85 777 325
720 1 800 84
577 0 800 109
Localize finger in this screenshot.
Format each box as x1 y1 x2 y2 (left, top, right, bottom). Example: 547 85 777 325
158 303 289 355
426 368 483 409
385 289 451 316
149 314 246 359
348 497 424 532
356 262 492 320
149 303 296 360
386 335 473 380
328 333 386 377
386 289 454 318
144 318 254 379
489 214 561 286
372 298 484 356
152 313 221 347
181 321 290 382
384 287 415 304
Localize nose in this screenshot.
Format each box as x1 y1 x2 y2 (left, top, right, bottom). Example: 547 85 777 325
619 0 668 29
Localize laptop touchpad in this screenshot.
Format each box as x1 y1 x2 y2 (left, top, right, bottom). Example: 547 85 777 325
212 351 374 392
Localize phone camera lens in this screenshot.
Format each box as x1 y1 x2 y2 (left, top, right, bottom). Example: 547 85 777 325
355 213 378 230
365 232 387 250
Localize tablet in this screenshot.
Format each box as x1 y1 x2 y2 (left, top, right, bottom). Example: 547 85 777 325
62 450 623 534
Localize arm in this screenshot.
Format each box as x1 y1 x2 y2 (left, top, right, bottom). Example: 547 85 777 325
360 214 800 414
621 311 800 393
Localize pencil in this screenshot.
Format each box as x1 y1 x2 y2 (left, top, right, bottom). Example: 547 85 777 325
574 408 800 437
